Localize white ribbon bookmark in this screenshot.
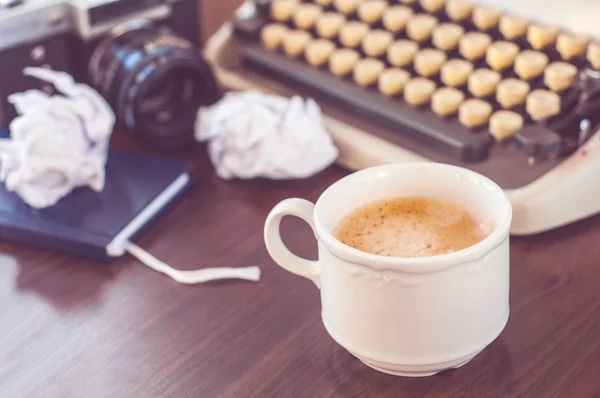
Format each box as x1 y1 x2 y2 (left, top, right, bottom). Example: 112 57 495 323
126 242 261 284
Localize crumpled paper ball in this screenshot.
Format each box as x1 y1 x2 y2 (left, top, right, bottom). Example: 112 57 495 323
0 68 115 208
195 90 338 180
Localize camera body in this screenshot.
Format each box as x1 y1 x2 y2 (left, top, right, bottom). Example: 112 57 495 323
0 0 206 140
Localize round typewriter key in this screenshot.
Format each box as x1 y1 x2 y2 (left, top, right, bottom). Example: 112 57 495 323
420 0 445 13
496 78 530 108
329 48 361 76
486 41 519 71
357 0 388 24
382 5 413 33
459 32 492 61
414 48 447 77
293 4 323 30
472 6 501 32
406 14 438 43
526 89 561 121
334 0 361 15
362 30 394 57
271 0 299 22
387 39 420 67
261 24 289 51
445 0 474 22
459 99 493 128
305 39 337 66
403 77 437 106
556 32 588 61
315 0 333 6
514 50 549 80
339 21 370 48
499 14 528 40
431 87 465 116
378 68 411 96
527 24 559 50
468 68 501 98
588 41 600 69
441 58 473 87
282 30 312 57
489 110 524 140
432 23 464 52
316 12 346 39
544 62 578 92
353 58 386 86
399 0 417 4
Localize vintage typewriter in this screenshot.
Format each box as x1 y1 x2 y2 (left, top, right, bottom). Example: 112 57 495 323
204 0 600 235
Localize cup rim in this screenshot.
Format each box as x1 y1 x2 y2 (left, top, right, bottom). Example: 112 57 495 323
313 162 512 274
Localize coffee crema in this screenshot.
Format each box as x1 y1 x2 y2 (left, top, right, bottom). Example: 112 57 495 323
333 197 492 258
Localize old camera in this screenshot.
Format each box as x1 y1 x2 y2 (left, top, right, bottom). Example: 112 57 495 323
0 0 220 148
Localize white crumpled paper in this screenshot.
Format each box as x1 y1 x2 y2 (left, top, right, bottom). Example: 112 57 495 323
195 90 338 180
0 67 115 208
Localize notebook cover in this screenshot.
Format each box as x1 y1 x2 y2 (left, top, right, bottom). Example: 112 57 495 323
0 149 193 261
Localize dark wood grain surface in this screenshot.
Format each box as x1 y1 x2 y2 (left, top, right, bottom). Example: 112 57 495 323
1 131 599 398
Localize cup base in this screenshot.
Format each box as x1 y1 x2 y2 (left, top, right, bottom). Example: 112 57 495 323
357 351 480 377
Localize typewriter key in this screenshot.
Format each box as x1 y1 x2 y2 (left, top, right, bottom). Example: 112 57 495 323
271 0 299 22
432 23 465 52
282 30 312 57
544 62 578 92
362 30 394 57
588 42 600 69
472 6 501 31
459 98 493 128
499 14 528 40
527 24 559 50
305 39 337 66
406 14 438 43
315 0 333 5
414 49 447 77
441 59 473 87
496 78 530 108
445 0 474 22
353 58 386 86
468 68 501 98
557 32 588 61
404 77 437 106
316 12 346 39
489 110 524 140
261 24 289 51
432 87 465 116
459 32 492 61
378 68 411 96
382 6 413 33
339 21 370 48
486 41 520 71
420 0 445 13
357 0 388 24
399 0 417 4
526 89 561 121
329 48 361 76
514 50 549 80
334 0 361 15
293 4 323 30
387 39 420 67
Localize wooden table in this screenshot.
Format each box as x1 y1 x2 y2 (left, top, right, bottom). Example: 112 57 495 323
1 134 599 398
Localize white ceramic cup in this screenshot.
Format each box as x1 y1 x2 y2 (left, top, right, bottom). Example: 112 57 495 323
264 162 512 377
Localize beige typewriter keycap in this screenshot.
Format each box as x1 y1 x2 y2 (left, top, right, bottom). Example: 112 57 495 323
499 14 528 40
588 42 600 69
282 30 312 57
399 0 417 4
445 0 474 22
496 78 530 108
271 0 300 22
382 6 413 33
544 62 578 92
441 59 473 87
404 78 437 106
357 0 388 24
378 68 411 96
432 87 465 116
305 39 337 66
406 14 438 43
486 41 519 71
293 4 323 30
334 0 361 15
489 110 524 140
329 48 361 76
527 24 559 50
557 32 588 61
316 13 346 39
315 0 333 6
472 6 501 31
339 21 370 48
459 99 493 128
420 0 445 13
362 30 394 58
261 24 289 51
353 58 386 87
387 40 420 67
468 68 501 98
459 32 492 61
432 23 464 51
414 49 447 77
514 50 549 80
526 89 561 121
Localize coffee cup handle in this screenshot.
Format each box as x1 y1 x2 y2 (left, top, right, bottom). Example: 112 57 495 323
264 198 321 288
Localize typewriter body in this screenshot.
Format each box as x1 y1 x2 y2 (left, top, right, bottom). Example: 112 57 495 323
204 0 600 235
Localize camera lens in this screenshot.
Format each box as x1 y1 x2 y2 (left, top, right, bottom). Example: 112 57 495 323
88 20 220 149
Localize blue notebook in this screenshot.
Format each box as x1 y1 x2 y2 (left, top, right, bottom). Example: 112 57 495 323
0 149 192 261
